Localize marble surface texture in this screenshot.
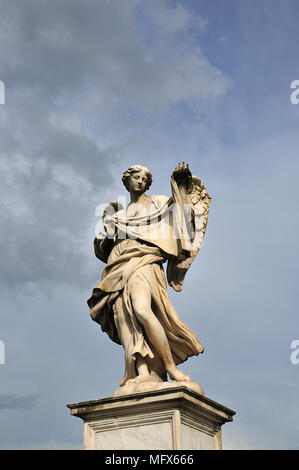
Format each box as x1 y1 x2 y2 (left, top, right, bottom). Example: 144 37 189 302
67 385 235 450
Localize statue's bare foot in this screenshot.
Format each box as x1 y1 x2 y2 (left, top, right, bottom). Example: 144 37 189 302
126 374 151 385
167 366 191 382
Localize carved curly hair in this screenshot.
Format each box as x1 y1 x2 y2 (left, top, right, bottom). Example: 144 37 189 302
122 165 153 192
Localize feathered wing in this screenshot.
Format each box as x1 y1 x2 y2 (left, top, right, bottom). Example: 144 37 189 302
167 175 211 292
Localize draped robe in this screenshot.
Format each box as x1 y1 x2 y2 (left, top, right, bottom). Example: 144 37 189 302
87 177 209 384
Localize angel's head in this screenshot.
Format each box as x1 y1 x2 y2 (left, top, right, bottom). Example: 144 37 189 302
122 165 152 194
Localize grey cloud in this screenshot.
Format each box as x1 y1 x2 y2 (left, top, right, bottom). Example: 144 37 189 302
0 0 228 109
0 94 114 289
0 0 298 451
0 394 40 410
0 0 228 291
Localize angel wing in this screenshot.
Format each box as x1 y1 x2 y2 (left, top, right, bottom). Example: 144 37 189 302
167 175 211 292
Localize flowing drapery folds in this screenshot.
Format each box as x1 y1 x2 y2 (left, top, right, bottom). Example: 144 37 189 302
87 175 211 384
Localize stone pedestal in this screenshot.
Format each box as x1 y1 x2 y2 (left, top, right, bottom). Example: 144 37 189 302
67 385 235 450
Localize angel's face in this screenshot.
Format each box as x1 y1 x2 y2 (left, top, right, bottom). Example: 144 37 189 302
127 170 148 194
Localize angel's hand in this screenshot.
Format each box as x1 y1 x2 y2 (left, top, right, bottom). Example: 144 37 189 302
103 215 116 239
172 161 192 188
95 232 105 243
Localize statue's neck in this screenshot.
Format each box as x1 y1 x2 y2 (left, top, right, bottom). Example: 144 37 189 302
129 192 147 204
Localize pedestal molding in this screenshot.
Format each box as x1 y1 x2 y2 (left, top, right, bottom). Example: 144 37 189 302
67 385 235 450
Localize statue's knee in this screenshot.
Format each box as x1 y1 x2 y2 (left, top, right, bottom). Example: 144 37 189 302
134 306 150 325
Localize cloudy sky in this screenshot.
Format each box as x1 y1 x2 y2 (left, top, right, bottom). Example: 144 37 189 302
0 0 298 449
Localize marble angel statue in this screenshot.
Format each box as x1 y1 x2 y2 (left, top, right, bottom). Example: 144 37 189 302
87 163 211 390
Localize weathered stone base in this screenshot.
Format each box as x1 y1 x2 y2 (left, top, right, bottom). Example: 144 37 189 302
67 385 235 450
